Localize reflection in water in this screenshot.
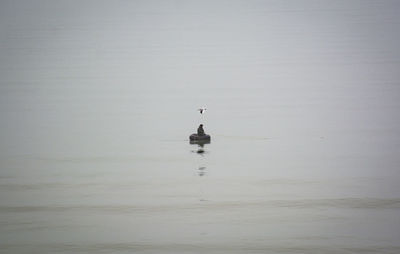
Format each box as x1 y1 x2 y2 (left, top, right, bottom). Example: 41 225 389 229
190 140 210 156
198 166 206 177
189 140 210 179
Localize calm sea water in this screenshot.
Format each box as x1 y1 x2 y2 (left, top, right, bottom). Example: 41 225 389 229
1 1 400 253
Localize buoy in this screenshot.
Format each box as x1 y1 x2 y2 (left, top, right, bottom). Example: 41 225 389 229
189 134 211 141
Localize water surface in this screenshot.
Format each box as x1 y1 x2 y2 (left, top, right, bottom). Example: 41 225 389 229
1 1 400 253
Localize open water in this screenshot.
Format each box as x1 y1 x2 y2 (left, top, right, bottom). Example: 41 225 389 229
1 1 400 253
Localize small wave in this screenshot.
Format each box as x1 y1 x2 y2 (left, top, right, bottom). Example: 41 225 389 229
217 135 270 140
1 243 400 254
1 198 399 214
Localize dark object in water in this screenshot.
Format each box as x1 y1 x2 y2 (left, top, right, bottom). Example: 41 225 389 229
190 124 211 142
197 124 205 136
189 134 211 141
189 139 211 145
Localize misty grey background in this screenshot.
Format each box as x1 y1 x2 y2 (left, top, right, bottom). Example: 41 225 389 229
1 0 400 253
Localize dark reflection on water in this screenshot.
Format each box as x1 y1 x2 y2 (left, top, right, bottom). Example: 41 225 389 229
189 140 209 179
189 140 210 156
198 166 206 177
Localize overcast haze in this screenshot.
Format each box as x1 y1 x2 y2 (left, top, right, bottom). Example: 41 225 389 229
1 1 400 253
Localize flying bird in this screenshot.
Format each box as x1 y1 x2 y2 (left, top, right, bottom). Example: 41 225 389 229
198 107 206 114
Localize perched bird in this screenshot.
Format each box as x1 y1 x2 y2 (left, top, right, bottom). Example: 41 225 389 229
198 107 206 114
